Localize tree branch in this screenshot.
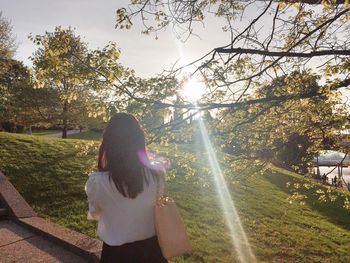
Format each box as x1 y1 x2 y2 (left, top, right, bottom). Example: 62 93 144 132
215 47 350 57
154 78 350 110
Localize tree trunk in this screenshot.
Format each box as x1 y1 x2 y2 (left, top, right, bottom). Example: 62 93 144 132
12 122 17 133
62 100 68 139
62 121 67 138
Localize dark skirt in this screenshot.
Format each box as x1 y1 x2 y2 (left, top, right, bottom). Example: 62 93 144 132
100 236 168 263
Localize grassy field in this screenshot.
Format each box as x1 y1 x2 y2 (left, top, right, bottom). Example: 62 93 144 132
67 130 102 140
31 129 61 136
0 131 350 262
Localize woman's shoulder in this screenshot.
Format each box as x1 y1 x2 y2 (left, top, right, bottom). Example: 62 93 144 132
85 171 109 194
86 171 108 186
88 171 108 179
89 170 109 177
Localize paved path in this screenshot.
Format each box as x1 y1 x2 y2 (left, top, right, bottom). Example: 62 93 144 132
0 220 86 263
45 129 88 138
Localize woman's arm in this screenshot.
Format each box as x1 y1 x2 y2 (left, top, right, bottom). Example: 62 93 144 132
85 173 101 221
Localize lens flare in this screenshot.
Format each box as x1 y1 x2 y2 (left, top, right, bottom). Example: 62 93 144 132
198 119 256 263
138 149 171 171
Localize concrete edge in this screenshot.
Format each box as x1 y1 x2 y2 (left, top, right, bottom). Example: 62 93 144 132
15 217 101 263
0 171 102 262
0 171 36 218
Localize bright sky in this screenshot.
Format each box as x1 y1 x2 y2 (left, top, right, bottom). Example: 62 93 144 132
0 0 234 78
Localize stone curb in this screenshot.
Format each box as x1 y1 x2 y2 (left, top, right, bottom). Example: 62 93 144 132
15 217 101 263
0 171 102 262
0 171 36 218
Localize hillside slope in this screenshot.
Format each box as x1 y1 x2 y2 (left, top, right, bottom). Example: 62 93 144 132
0 132 349 262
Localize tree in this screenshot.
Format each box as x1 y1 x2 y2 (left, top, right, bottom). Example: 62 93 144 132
30 27 125 138
0 12 16 60
0 59 56 132
114 75 178 142
0 14 60 132
114 0 350 211
0 59 25 131
216 71 348 173
115 1 349 115
0 12 18 124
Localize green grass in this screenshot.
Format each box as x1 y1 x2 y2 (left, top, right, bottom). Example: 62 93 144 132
31 130 61 136
0 131 349 262
67 130 102 141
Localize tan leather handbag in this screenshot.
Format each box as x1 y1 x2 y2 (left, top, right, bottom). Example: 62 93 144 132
154 174 192 259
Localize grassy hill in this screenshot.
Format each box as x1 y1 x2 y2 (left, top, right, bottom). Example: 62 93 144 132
0 132 349 262
67 130 102 140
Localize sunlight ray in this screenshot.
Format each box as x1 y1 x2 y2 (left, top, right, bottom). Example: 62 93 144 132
163 3 255 259
198 118 256 263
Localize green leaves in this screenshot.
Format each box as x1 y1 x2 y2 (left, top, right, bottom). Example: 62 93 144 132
214 71 347 174
0 12 16 59
29 27 129 134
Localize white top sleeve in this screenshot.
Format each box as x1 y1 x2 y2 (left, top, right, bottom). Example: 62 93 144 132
85 172 101 221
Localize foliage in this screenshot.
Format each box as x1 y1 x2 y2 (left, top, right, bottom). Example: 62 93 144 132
126 101 166 131
113 1 350 176
30 27 126 138
111 75 180 140
216 71 348 173
115 1 350 116
0 59 57 131
116 0 241 38
0 132 350 262
0 12 16 60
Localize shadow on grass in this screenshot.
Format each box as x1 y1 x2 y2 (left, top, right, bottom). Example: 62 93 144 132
265 169 350 231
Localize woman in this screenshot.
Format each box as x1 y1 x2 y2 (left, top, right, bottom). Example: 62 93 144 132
85 113 167 263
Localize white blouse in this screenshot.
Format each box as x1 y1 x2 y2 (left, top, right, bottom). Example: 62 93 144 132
85 168 164 246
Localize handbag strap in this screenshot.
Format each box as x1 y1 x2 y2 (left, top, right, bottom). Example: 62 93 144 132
156 169 165 200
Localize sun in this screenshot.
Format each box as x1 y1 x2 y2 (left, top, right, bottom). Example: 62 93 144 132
182 78 206 103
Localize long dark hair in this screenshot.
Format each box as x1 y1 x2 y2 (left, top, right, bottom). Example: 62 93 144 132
98 113 155 198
